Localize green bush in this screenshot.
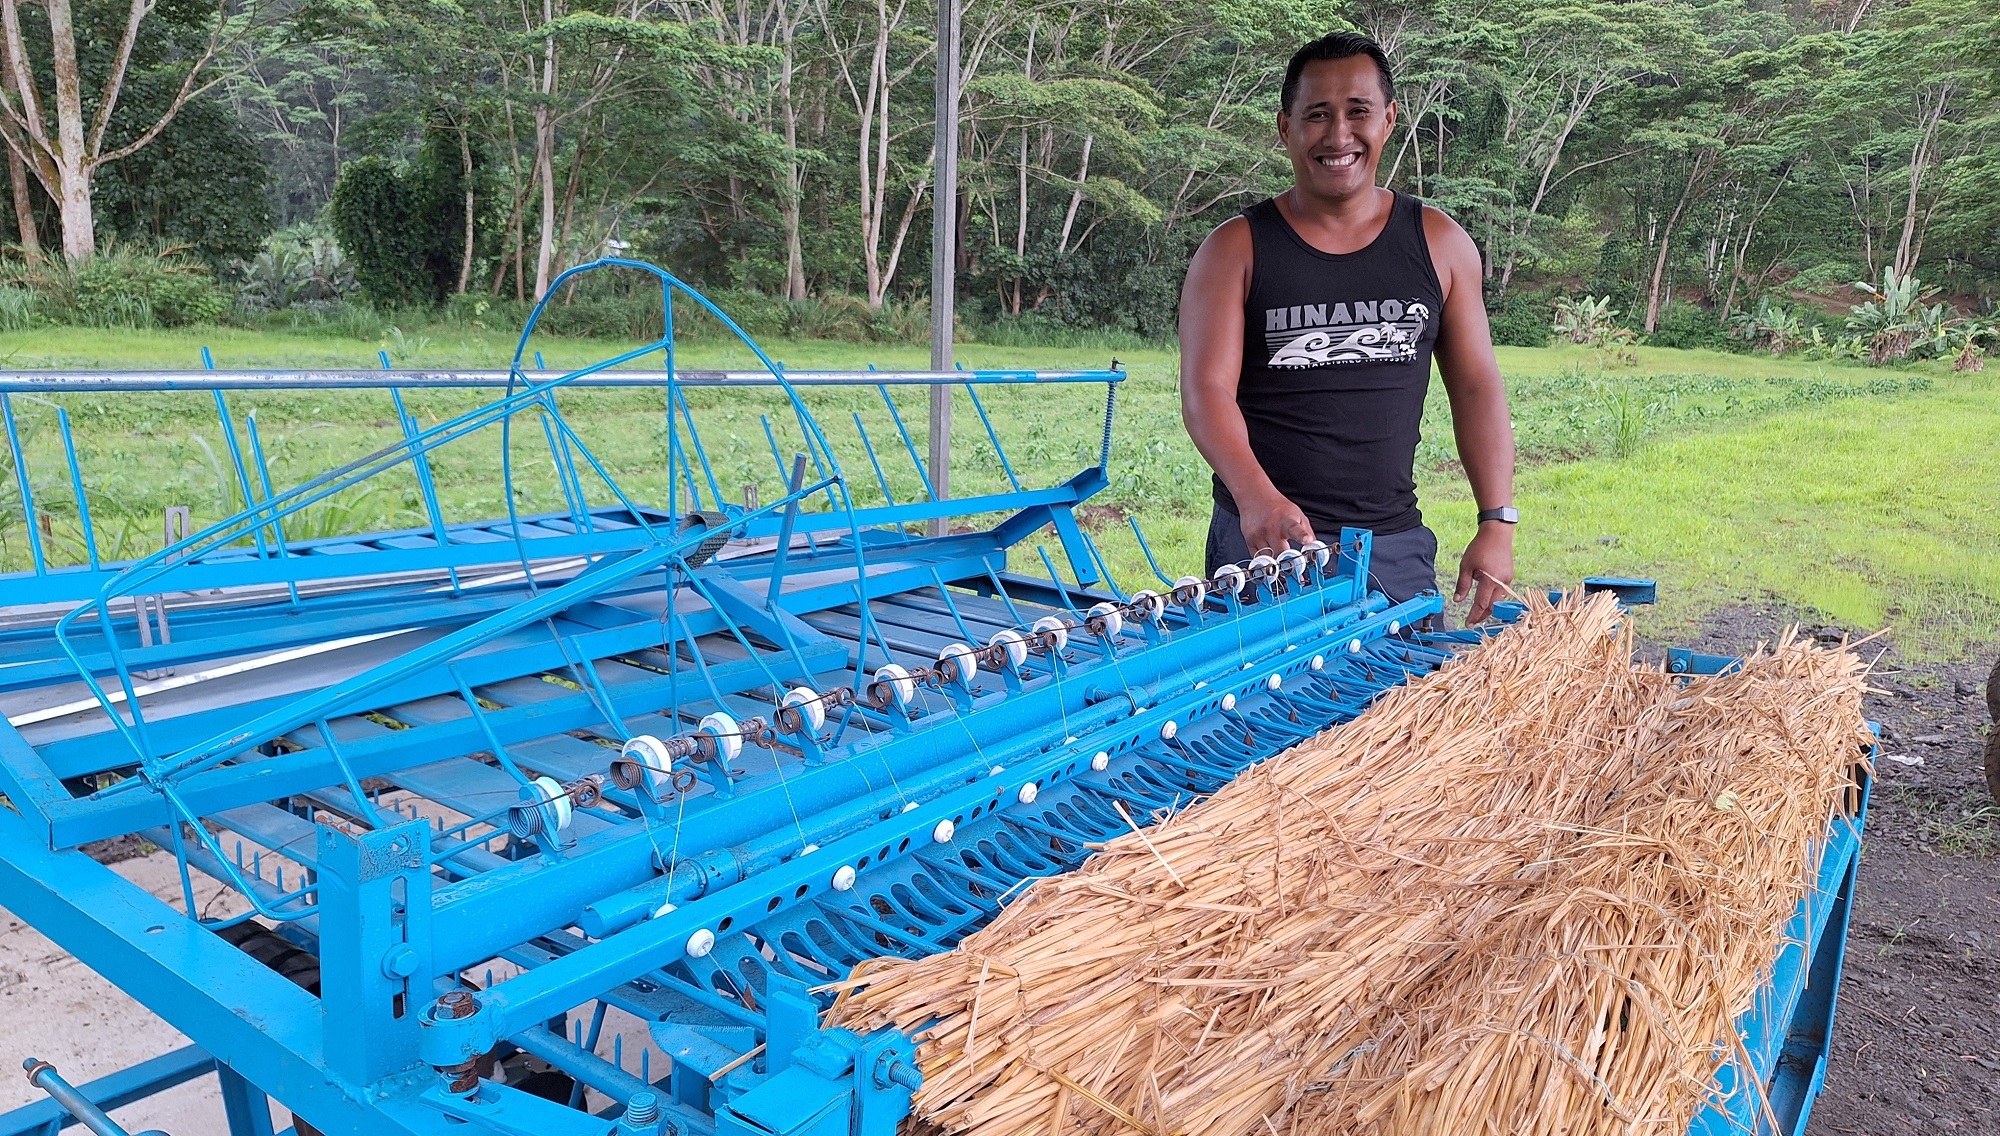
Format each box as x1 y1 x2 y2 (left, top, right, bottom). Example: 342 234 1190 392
1 244 228 328
1645 303 1736 352
233 223 357 311
1486 289 1554 347
0 285 42 331
329 126 489 308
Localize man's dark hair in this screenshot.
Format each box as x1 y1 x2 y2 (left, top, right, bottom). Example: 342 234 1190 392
1281 32 1395 113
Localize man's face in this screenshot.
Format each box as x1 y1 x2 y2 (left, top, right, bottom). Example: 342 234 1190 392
1278 55 1397 201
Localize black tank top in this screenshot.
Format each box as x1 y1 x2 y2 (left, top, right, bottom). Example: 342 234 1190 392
1213 191 1444 535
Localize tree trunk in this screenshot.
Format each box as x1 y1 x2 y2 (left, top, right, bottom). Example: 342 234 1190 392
44 0 94 262
1891 86 1948 282
457 126 475 294
779 19 807 300
1055 133 1092 255
1011 130 1027 315
530 0 559 301
4 141 34 259
0 30 39 262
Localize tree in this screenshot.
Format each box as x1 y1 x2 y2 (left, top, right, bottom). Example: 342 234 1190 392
328 124 477 305
0 0 257 262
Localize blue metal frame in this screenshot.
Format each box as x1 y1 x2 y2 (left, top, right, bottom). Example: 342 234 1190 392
0 262 1865 1136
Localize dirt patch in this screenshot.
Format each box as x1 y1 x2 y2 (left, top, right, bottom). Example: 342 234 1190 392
81 833 157 865
1074 503 1130 532
1640 604 2000 1132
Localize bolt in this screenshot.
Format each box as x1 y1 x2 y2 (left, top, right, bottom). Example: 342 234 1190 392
876 1056 923 1091
381 945 418 979
623 1091 660 1125
438 990 478 1019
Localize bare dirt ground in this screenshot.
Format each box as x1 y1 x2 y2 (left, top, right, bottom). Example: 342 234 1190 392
1648 606 2000 1134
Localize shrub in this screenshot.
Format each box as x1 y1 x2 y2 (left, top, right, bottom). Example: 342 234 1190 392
1 243 228 328
1551 295 1637 351
328 126 488 307
1728 297 1812 354
1645 303 1734 352
234 224 357 311
1843 268 1953 365
1486 289 1554 347
0 285 41 331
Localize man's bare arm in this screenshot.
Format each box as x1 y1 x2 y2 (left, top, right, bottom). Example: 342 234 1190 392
1424 205 1516 623
1179 217 1313 556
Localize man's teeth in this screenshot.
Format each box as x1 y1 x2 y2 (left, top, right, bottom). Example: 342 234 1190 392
1318 153 1359 168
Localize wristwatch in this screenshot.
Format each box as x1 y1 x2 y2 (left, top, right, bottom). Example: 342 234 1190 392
1476 506 1518 525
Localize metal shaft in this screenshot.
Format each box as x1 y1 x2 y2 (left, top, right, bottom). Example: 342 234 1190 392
22 1059 169 1136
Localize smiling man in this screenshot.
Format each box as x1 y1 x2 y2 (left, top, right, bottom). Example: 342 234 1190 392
1179 31 1517 623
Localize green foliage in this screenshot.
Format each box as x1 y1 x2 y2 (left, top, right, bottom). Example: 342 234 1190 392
0 286 41 331
0 244 229 328
91 93 275 266
1728 298 1812 355
328 127 484 307
1486 290 1555 348
234 224 359 310
1645 304 1735 352
1551 296 1637 351
1844 269 1955 365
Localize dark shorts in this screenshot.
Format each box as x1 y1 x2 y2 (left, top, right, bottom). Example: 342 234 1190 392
1205 505 1440 606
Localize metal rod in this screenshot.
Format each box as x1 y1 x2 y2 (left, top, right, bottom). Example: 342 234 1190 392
963 382 1022 491
0 369 1125 393
22 1058 167 1136
55 408 99 570
2 393 47 573
928 0 962 537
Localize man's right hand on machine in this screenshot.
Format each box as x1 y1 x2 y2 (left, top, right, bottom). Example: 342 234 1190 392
1236 486 1316 556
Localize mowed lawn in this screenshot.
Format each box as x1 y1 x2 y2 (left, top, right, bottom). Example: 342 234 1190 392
3 323 1994 658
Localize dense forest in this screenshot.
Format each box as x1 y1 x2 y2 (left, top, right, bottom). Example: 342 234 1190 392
0 0 1995 356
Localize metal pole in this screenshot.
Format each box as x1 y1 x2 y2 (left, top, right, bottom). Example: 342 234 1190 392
927 0 961 536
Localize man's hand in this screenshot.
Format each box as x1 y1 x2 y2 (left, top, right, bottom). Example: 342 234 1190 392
1455 523 1515 624
1237 489 1315 557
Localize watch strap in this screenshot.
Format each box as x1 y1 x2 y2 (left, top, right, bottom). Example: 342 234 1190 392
1476 507 1518 525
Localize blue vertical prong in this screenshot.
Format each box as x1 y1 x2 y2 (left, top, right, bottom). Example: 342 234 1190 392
243 413 302 608
1127 517 1178 588
876 385 936 501
963 382 1022 491
767 454 808 604
55 408 98 569
390 387 462 593
2 393 46 574
851 412 898 509
210 391 272 562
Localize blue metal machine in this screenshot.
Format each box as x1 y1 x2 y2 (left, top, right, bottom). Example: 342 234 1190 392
0 262 1865 1136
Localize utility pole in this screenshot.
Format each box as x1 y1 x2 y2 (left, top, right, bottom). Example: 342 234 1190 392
927 0 960 536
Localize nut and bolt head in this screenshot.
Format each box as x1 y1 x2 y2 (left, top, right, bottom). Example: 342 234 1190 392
438 990 478 1019
442 1059 480 1095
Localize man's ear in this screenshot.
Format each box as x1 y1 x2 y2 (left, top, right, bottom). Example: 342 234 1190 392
1385 99 1398 132
1276 108 1291 147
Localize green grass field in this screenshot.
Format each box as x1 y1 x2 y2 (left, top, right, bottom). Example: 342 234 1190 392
3 323 1994 659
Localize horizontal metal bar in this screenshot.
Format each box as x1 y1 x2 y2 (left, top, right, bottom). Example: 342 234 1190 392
0 368 1125 394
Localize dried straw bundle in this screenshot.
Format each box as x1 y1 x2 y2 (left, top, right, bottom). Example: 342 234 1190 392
827 592 1873 1136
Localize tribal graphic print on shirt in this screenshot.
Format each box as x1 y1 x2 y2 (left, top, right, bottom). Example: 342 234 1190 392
1262 298 1431 368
